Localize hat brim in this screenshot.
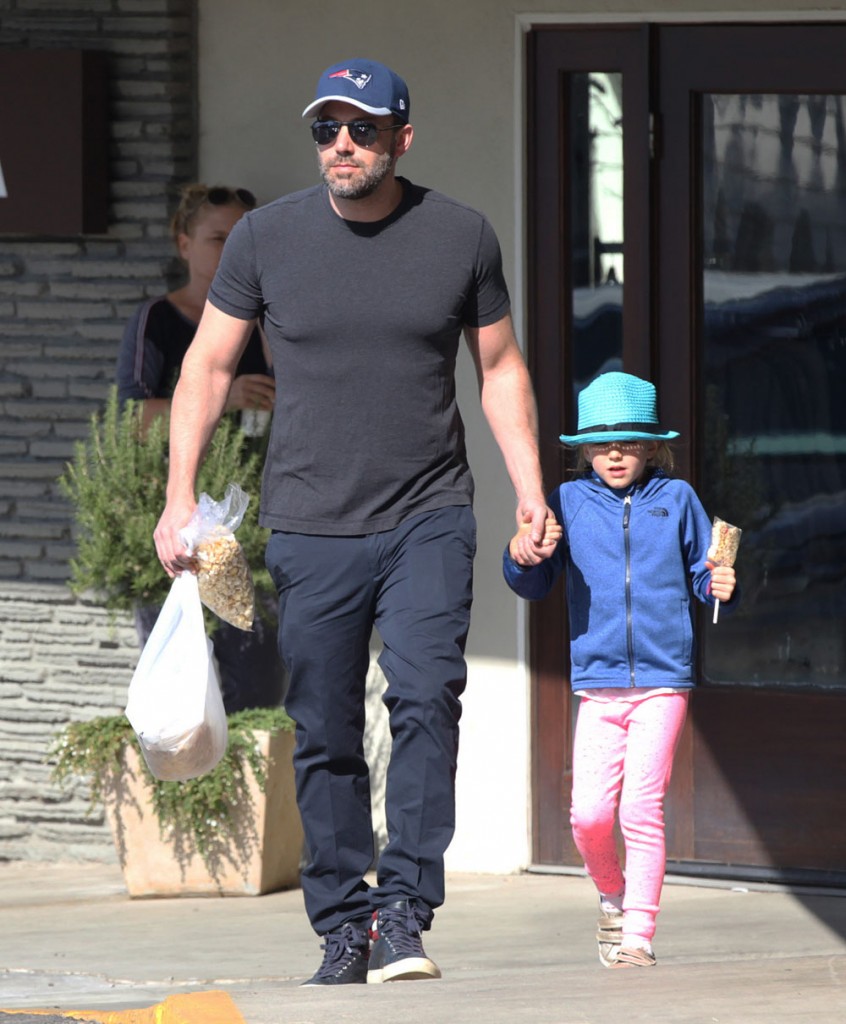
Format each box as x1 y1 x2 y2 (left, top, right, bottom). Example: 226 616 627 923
559 428 680 446
302 96 397 119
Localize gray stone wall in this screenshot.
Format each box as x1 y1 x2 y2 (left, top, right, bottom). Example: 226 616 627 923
0 0 197 862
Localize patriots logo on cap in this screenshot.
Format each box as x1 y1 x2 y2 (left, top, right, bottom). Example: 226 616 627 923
329 68 372 90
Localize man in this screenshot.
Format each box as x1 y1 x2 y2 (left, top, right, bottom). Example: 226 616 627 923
154 58 551 986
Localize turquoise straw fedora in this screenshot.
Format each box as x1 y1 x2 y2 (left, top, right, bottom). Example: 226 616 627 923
559 372 680 446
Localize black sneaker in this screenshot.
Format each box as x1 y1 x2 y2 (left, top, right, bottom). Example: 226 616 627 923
366 899 441 984
301 921 370 986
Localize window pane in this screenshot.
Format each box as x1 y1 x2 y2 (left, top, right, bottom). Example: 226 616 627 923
700 93 846 689
570 72 624 403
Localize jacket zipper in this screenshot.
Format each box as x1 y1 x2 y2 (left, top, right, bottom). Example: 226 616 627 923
623 492 635 685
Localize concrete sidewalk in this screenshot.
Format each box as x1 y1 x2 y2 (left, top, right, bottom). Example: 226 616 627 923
1 860 845 1023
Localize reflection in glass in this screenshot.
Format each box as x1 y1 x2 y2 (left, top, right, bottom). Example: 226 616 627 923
700 93 846 689
570 72 624 401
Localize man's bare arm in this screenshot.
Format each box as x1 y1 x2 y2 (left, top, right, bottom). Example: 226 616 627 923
153 302 255 575
464 313 552 548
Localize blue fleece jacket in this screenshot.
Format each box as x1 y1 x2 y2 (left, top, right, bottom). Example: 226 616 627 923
502 470 738 691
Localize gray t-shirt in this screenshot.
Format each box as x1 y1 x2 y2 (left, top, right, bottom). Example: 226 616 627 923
209 179 511 535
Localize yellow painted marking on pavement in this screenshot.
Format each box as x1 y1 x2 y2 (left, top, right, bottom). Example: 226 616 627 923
0 990 246 1024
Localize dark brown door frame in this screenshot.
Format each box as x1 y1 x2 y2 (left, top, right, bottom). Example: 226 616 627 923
526 25 651 864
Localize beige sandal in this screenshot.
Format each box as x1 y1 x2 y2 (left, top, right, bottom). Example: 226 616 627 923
610 945 657 968
596 906 624 967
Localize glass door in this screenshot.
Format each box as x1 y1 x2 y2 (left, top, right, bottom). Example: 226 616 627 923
658 24 846 880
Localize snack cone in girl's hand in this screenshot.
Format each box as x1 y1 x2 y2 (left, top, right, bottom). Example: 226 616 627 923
707 517 741 623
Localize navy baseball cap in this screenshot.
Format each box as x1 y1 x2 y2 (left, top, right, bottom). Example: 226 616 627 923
301 59 410 123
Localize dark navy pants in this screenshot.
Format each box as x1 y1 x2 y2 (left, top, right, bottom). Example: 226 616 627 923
265 505 476 935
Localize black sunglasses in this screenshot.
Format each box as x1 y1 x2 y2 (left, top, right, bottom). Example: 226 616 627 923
310 119 404 148
206 186 257 208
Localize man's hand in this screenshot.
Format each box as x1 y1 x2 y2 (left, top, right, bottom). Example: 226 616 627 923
153 496 199 578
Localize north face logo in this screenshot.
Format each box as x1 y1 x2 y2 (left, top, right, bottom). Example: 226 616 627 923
649 508 669 517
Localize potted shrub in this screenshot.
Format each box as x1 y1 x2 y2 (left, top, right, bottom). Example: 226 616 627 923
58 386 274 619
50 706 303 897
54 390 302 895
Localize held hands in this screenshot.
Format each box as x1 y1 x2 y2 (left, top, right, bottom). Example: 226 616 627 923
706 562 737 603
509 512 562 567
225 373 275 413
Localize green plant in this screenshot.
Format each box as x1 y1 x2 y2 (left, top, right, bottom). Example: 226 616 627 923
58 387 274 615
50 705 295 875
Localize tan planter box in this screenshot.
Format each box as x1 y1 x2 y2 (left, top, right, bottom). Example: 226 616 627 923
104 729 303 897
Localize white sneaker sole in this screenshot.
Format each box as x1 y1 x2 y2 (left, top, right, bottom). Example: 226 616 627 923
367 957 442 983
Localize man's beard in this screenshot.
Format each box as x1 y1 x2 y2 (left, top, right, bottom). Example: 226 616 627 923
320 149 394 200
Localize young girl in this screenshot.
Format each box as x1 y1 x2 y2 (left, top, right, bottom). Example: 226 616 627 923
503 371 737 968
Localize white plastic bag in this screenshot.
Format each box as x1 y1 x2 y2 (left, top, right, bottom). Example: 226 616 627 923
125 572 228 782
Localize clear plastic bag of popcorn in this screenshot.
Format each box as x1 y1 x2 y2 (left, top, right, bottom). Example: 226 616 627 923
179 482 256 631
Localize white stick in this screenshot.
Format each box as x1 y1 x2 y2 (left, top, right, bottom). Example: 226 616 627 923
713 598 720 624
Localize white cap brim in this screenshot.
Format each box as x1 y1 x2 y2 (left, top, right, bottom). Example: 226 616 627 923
302 96 394 119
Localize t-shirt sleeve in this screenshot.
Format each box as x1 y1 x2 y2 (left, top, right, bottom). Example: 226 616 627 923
462 215 511 329
208 214 264 321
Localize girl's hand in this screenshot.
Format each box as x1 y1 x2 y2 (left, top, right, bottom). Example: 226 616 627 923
509 517 562 566
706 562 737 602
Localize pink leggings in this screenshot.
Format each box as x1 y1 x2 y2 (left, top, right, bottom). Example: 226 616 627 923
570 691 689 942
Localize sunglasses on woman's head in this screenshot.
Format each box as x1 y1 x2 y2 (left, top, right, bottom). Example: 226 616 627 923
206 186 256 208
311 119 404 148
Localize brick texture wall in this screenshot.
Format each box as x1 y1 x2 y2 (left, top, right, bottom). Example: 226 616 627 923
0 0 197 862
